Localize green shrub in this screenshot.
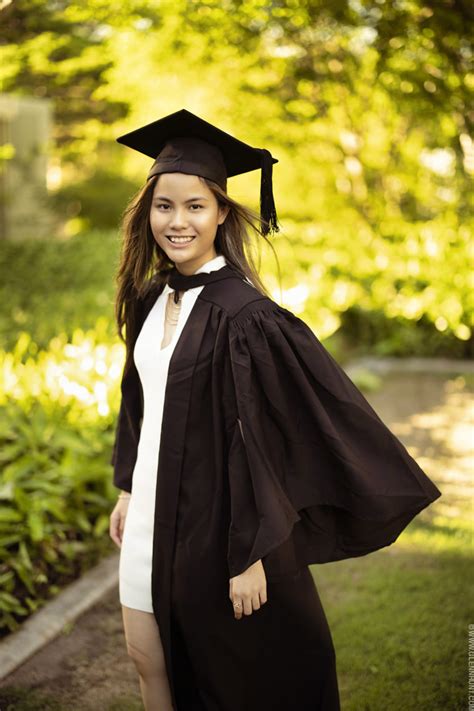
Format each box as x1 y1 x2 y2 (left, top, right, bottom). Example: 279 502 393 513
0 325 123 636
0 230 119 352
50 169 140 232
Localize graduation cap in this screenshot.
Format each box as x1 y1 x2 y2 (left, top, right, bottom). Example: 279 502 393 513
116 108 280 236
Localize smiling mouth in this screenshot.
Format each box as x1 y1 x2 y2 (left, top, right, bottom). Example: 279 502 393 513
166 236 196 243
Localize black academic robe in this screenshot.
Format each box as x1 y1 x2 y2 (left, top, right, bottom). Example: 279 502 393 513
111 263 441 711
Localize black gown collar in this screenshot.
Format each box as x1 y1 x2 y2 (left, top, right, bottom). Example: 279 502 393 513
167 263 240 303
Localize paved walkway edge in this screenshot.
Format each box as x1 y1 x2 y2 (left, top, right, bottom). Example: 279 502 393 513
0 356 471 683
0 552 119 682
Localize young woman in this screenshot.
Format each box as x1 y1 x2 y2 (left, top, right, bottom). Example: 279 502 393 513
109 109 441 711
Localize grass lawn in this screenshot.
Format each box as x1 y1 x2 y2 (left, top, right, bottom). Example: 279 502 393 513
318 535 470 710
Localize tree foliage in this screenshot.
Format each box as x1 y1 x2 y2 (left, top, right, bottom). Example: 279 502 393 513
1 0 472 350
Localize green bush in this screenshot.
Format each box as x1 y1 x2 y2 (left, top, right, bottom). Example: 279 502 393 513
0 325 123 636
0 230 120 352
50 169 140 232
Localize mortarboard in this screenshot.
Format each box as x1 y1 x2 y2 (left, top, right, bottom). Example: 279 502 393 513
116 108 280 236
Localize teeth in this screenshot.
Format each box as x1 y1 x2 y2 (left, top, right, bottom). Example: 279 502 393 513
168 236 195 243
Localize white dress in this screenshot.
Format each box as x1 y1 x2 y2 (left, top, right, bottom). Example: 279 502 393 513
119 254 228 612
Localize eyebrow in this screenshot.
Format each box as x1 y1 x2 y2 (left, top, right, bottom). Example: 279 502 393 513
153 196 209 203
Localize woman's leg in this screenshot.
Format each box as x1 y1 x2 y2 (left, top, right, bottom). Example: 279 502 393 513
121 605 174 711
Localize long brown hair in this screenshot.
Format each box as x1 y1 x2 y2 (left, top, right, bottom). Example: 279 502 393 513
113 173 281 366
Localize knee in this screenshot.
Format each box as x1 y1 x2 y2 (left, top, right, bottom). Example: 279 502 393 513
126 638 167 681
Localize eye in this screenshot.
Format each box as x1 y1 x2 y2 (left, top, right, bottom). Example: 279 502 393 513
155 203 170 210
190 204 203 210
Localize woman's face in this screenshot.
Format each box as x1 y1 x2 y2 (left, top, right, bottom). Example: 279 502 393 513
149 172 229 274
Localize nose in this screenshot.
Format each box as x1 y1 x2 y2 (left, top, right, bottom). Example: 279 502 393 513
168 207 189 230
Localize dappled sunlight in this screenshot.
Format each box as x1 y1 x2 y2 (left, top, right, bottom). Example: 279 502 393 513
271 283 309 313
395 521 472 555
1 322 125 424
0 2 470 706
364 372 472 555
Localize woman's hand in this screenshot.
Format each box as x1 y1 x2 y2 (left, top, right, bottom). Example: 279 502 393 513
229 559 267 620
109 496 130 548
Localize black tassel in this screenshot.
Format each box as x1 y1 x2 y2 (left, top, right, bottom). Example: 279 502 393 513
260 148 280 236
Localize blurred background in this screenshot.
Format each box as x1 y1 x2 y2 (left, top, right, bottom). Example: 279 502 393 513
0 1 472 709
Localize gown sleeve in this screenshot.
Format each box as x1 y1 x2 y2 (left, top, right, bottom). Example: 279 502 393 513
109 289 150 493
109 358 143 493
225 300 442 579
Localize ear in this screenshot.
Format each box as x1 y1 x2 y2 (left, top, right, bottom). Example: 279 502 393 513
218 204 230 225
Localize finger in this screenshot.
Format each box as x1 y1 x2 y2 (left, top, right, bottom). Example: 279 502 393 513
109 515 118 546
252 593 261 611
112 524 121 548
233 599 243 620
110 514 122 548
243 596 253 616
118 514 127 544
259 588 267 605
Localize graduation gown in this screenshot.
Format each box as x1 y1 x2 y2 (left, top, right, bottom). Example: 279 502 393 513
111 263 441 710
